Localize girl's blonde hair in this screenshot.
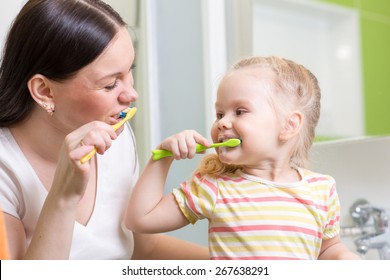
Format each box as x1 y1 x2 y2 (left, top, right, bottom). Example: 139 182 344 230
196 56 321 177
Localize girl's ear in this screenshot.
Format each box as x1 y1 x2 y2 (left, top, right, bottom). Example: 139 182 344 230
28 74 56 115
279 111 303 141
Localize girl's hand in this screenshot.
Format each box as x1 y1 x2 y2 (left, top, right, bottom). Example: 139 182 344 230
157 130 210 160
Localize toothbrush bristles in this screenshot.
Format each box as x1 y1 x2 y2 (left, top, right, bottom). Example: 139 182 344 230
119 111 127 119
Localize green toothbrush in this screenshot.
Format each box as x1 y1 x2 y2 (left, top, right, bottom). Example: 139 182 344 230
152 138 241 160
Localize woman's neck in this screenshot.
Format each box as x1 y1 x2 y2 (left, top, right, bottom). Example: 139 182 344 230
9 109 67 164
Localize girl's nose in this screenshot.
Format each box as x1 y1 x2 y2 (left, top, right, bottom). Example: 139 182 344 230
217 115 232 130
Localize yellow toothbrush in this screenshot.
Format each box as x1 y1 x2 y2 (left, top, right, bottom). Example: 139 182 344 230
152 138 241 160
80 107 137 164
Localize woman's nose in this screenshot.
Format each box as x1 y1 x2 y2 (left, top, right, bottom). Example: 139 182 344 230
119 74 138 102
119 87 138 103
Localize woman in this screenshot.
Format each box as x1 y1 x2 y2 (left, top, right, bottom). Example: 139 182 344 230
0 0 208 259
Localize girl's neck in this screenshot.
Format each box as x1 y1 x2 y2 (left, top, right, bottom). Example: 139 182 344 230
242 161 301 183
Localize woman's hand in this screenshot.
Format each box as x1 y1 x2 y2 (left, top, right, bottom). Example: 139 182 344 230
23 121 121 259
157 130 210 160
51 121 118 202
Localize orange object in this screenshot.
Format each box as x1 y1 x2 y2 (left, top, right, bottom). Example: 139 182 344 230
0 209 9 259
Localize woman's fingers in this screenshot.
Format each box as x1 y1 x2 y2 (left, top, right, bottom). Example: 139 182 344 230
68 121 117 158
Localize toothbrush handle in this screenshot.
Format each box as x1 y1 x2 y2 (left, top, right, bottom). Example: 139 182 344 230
80 147 97 164
152 144 207 160
152 149 174 160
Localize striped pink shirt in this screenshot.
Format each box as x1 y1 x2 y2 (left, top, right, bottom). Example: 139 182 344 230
173 168 340 260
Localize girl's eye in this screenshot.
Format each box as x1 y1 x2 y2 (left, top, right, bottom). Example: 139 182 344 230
104 80 119 91
236 109 246 116
216 112 223 119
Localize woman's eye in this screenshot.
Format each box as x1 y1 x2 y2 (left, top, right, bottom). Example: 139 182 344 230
104 80 118 91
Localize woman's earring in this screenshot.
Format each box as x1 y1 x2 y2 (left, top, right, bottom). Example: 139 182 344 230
47 105 55 116
39 101 55 116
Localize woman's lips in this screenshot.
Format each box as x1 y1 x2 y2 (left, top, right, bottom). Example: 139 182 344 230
109 108 130 125
108 114 122 125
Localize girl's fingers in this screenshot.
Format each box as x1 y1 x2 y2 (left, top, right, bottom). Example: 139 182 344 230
184 134 197 159
193 132 211 149
159 130 210 160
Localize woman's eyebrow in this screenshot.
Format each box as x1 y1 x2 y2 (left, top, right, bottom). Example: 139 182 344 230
96 72 121 81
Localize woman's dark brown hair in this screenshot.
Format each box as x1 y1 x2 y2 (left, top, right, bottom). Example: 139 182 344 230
0 0 126 126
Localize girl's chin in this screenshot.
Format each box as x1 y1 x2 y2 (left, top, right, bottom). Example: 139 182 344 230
218 152 235 165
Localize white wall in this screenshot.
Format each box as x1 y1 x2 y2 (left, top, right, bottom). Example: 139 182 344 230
105 0 138 27
310 136 390 259
0 0 26 50
146 0 209 245
252 0 364 138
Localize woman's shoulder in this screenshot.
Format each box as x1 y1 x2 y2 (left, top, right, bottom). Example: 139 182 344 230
0 127 37 219
0 127 11 147
0 127 22 163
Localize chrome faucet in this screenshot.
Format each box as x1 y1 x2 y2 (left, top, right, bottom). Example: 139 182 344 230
349 199 390 259
354 231 390 259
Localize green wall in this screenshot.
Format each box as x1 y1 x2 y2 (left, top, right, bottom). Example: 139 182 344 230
321 0 390 135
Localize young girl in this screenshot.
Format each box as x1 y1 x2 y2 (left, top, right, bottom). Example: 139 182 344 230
0 0 207 260
126 56 359 260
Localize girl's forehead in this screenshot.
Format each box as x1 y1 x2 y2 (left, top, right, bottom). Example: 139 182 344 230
221 67 275 88
216 81 273 105
219 68 275 93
